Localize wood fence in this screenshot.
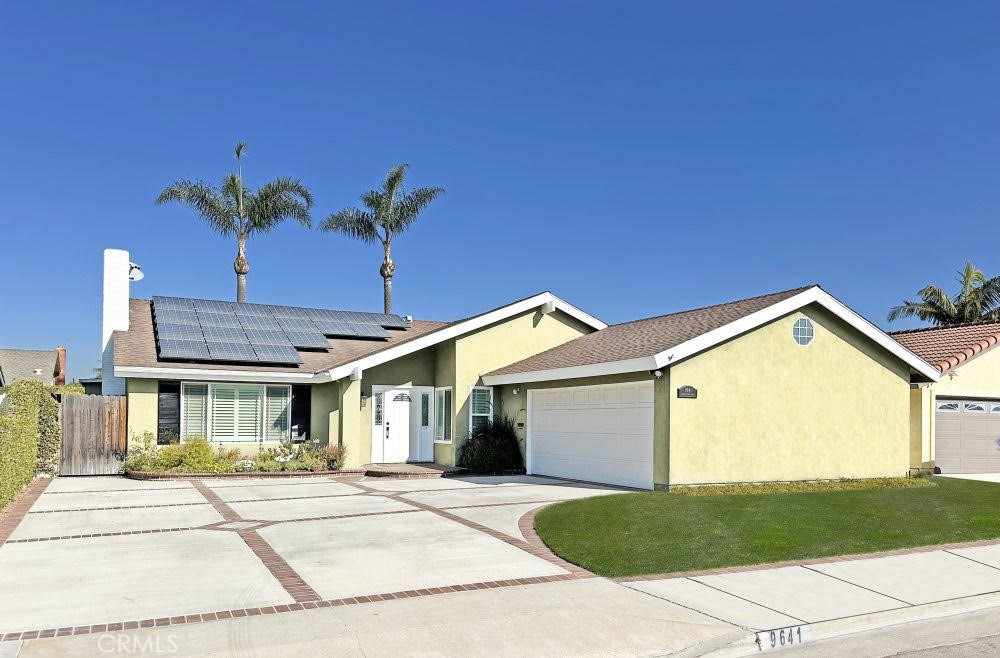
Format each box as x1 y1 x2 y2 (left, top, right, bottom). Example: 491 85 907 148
60 395 127 476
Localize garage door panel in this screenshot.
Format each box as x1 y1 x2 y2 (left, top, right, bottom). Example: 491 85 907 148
529 382 654 489
935 398 1000 473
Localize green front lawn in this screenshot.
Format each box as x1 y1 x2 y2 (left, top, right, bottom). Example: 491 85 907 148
534 476 1000 578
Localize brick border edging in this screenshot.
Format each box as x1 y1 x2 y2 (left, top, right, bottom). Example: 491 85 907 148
0 478 52 545
126 469 366 481
0 573 581 643
615 536 1000 582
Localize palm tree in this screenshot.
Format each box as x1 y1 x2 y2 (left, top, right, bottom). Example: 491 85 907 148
888 262 1000 325
155 142 314 303
320 164 443 313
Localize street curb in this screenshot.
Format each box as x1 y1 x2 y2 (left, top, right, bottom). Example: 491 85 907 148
697 591 1000 657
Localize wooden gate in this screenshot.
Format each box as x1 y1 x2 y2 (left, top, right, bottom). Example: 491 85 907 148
59 395 128 475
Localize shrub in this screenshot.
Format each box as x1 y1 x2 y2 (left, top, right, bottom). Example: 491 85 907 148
671 477 933 497
35 390 61 475
0 380 43 510
122 432 159 473
457 415 524 474
313 444 348 470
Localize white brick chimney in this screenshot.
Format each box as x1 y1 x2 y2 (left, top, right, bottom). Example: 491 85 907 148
101 249 131 395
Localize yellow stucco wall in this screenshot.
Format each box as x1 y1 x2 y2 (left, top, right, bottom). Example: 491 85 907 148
433 340 457 464
933 345 1000 398
125 378 158 443
668 304 912 485
909 386 935 468
444 309 593 466
310 381 339 447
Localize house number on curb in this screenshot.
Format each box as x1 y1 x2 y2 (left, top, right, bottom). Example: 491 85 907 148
756 625 812 651
677 385 698 399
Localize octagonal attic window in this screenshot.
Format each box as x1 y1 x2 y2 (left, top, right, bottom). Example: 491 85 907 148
792 318 814 346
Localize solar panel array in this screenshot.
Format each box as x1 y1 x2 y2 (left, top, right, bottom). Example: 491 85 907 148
151 296 408 365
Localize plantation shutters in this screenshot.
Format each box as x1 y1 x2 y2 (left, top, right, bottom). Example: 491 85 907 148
470 387 493 432
181 383 208 439
181 383 292 442
265 385 291 441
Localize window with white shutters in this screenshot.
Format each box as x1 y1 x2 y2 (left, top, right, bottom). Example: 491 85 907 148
469 387 493 433
181 383 293 442
181 383 208 438
265 386 291 441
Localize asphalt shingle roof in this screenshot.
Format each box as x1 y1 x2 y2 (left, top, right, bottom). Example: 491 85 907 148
890 321 1000 372
0 349 58 386
486 285 815 376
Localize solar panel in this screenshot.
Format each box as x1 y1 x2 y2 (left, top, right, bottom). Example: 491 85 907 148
197 312 243 328
252 343 303 364
201 326 250 342
152 296 196 311
243 329 291 344
281 330 330 349
236 315 282 331
206 342 259 362
351 324 390 339
192 299 235 313
155 323 206 341
158 340 211 360
151 296 405 365
154 309 201 326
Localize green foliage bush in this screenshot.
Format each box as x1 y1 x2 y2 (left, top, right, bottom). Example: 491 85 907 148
0 380 43 510
672 477 932 497
121 434 348 474
457 415 524 474
35 390 60 475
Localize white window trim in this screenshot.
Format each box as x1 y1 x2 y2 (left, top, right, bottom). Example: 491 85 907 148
792 317 815 347
964 401 987 413
936 400 960 412
469 386 493 433
434 387 453 444
180 382 292 443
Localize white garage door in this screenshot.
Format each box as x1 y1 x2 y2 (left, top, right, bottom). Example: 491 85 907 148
935 398 1000 473
528 382 654 489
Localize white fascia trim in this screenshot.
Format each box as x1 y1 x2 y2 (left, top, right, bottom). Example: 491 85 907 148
482 287 941 385
325 292 606 382
650 287 941 381
115 366 318 384
481 356 656 386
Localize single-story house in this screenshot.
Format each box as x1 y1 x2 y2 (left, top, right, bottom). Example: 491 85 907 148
0 347 66 387
891 322 1000 474
103 247 939 488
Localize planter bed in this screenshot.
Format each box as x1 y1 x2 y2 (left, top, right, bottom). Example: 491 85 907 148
126 468 366 481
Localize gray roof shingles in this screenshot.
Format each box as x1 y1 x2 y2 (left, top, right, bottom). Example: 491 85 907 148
486 286 815 376
0 349 57 386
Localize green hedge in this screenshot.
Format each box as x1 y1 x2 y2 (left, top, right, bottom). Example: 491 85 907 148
0 380 43 510
36 389 60 475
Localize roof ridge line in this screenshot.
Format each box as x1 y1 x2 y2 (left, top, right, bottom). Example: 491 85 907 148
608 284 818 328
888 320 1000 335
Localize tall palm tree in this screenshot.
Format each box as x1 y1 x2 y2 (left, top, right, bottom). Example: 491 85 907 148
888 262 1000 325
320 164 444 314
155 142 314 303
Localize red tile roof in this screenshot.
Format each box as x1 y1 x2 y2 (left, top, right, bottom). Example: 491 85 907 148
890 321 1000 372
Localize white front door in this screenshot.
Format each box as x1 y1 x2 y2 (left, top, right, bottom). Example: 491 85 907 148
381 389 412 463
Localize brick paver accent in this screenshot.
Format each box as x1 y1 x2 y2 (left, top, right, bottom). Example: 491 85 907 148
0 478 51 545
4 527 197 544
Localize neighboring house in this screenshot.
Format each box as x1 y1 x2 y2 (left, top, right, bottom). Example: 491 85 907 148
0 347 66 387
482 286 939 489
891 322 1000 474
79 368 103 395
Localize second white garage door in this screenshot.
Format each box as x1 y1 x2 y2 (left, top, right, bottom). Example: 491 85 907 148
527 381 654 489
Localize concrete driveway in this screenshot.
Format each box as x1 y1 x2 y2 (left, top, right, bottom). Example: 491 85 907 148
0 474 738 656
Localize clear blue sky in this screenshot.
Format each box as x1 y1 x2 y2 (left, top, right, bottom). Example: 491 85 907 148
2 2 998 381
